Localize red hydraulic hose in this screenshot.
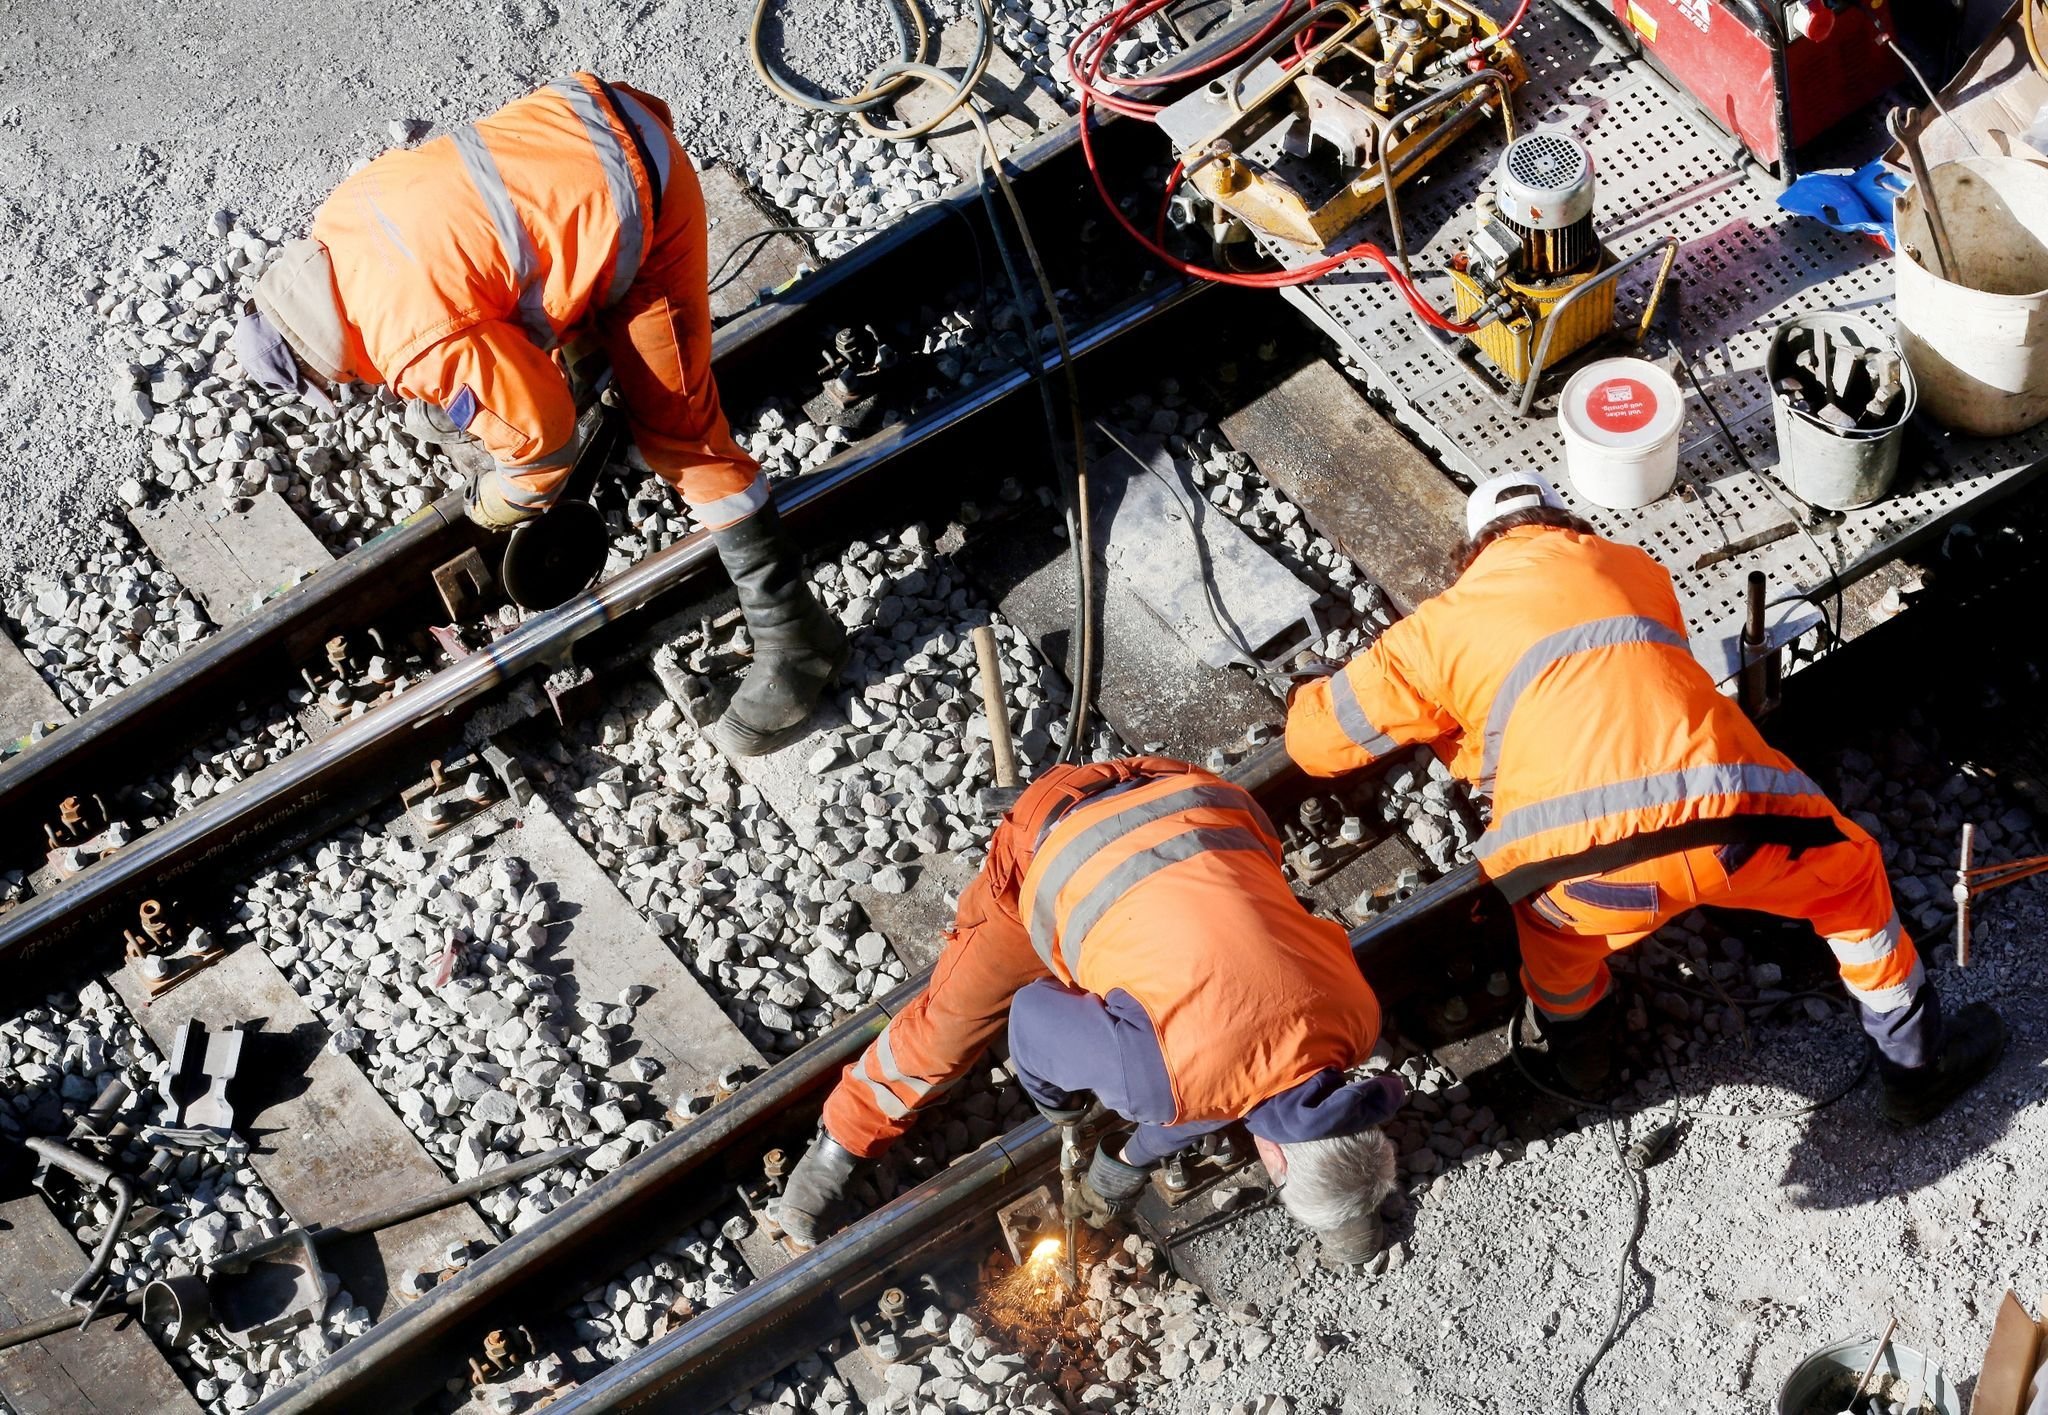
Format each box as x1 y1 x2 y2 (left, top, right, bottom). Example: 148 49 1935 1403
1069 0 1484 329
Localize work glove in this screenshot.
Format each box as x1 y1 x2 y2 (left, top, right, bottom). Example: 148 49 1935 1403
463 468 542 532
1069 1142 1149 1229
773 1131 865 1250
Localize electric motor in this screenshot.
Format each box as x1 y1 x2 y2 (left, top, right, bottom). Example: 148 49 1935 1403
1492 130 1598 277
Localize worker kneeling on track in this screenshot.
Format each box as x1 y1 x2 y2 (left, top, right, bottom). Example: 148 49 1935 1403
1286 474 2006 1126
227 74 844 756
777 756 1406 1269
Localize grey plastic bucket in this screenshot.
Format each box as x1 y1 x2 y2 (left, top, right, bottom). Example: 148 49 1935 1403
1766 312 1918 511
1776 1334 1960 1415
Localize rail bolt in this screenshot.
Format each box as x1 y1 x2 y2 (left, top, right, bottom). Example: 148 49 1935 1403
874 1331 903 1362
877 1287 908 1323
762 1148 788 1183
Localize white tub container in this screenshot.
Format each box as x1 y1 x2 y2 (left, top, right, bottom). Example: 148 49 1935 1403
1557 357 1685 508
1894 155 2048 436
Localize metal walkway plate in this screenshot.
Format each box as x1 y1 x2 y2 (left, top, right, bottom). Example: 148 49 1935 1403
1181 7 2048 654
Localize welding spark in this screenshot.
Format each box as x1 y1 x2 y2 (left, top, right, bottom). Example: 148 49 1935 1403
1027 1236 1063 1266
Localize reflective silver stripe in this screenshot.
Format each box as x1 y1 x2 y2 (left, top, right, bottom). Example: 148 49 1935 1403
1523 969 1604 1015
872 1025 956 1102
491 465 561 509
1828 913 1903 968
1054 824 1270 976
365 196 419 265
518 434 585 472
1844 956 1924 1013
690 477 771 530
551 78 645 306
613 90 675 200
1478 615 1689 793
450 126 555 349
1477 764 1822 857
1026 780 1266 967
857 1068 911 1120
1330 669 1398 757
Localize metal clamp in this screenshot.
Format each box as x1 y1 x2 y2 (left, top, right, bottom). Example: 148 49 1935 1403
25 1137 134 1322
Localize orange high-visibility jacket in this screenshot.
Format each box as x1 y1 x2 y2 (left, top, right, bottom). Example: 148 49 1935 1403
1286 526 1840 898
1013 762 1381 1124
311 73 667 494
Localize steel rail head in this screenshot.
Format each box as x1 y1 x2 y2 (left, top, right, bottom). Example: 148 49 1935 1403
0 280 1197 977
523 870 1499 1413
544 1119 1062 1414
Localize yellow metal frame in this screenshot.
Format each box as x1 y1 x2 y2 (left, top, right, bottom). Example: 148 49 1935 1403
1450 258 1617 386
1185 0 1527 253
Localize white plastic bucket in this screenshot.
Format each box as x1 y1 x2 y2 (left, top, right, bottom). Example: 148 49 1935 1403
1894 155 2048 436
1557 358 1685 508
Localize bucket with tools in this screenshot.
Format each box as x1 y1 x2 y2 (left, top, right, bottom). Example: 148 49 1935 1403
1766 312 1917 511
1776 1330 1958 1415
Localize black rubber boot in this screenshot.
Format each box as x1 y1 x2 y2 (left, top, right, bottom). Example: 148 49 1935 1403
709 504 848 757
1527 993 1618 1098
774 1132 864 1249
1071 1143 1149 1229
1880 999 2007 1127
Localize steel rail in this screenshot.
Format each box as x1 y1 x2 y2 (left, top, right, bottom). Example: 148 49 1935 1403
0 64 1160 867
532 871 1494 1413
252 738 1484 1414
0 496 472 863
0 281 1195 976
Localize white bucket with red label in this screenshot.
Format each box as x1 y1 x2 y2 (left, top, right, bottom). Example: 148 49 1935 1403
1556 358 1685 509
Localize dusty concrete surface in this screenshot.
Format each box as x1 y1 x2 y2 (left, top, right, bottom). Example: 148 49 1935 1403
0 0 921 582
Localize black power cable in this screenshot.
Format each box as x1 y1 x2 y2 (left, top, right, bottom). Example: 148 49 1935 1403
1505 949 1872 1412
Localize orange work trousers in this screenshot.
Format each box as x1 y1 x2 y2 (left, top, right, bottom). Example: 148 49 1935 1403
592 150 767 531
1517 811 1922 1021
821 786 1065 1156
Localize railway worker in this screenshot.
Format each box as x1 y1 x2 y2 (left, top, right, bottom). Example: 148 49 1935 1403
1286 473 2005 1125
775 756 1406 1268
227 74 844 757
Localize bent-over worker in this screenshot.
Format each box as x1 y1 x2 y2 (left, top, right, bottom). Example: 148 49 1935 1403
228 74 842 756
1285 473 2005 1125
776 756 1406 1267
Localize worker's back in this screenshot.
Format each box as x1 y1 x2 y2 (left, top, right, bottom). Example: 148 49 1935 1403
312 74 664 381
1290 525 1835 891
1016 766 1379 1124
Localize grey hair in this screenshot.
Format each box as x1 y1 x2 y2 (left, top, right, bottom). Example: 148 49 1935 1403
1274 1128 1397 1232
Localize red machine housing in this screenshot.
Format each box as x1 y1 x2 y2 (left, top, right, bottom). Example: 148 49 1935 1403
1606 0 1905 172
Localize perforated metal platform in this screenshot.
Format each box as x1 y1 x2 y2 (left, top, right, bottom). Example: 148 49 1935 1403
1171 7 2048 665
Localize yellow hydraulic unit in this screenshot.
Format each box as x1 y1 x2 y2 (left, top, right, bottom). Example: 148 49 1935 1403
1449 129 1679 413
1165 0 1527 254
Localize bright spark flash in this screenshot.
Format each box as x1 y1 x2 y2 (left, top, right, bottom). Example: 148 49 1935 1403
1027 1236 1063 1266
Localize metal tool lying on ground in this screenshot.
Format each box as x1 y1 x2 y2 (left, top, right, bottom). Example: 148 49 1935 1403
23 1136 135 1325
0 1142 589 1356
1155 0 1526 255
1447 129 1679 412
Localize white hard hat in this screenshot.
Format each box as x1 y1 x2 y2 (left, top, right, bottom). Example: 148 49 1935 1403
1465 472 1564 541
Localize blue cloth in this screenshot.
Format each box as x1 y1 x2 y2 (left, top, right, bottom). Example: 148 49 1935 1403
1006 980 1406 1168
1776 161 1907 249
1861 981 1939 1070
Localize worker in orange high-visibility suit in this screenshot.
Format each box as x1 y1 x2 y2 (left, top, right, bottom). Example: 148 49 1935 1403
1286 474 2005 1127
227 74 843 756
774 757 1406 1268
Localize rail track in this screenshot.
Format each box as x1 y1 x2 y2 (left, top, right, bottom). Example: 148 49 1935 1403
7 3 2048 1412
